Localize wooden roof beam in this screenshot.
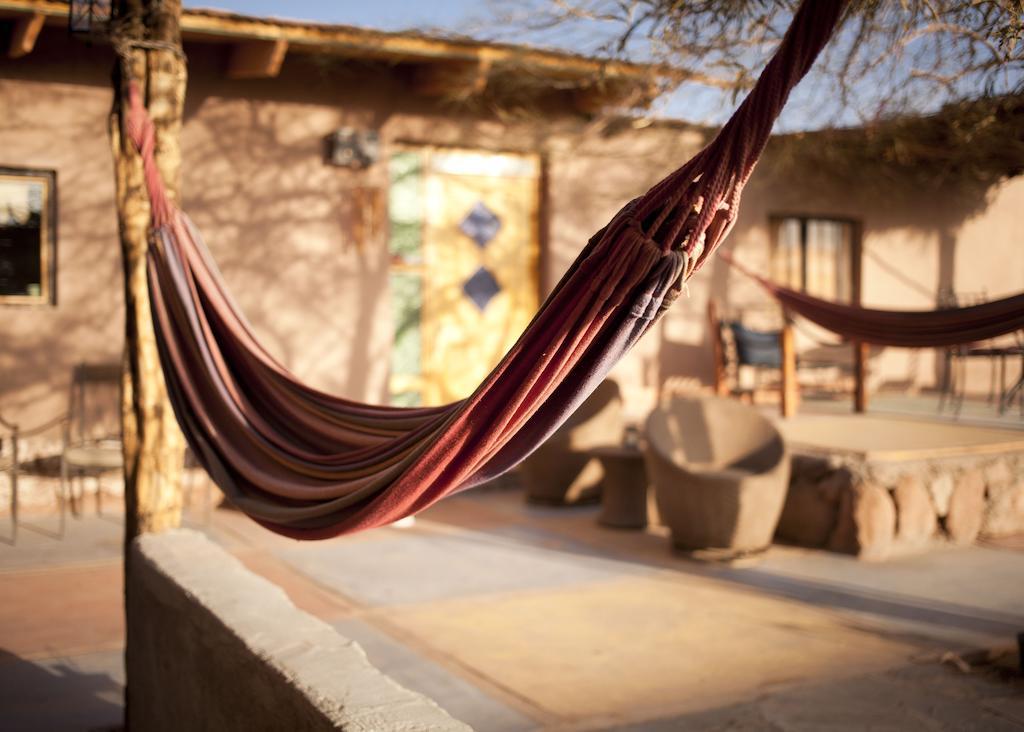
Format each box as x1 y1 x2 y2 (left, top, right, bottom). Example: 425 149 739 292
7 11 43 58
0 1 699 90
572 78 659 115
410 58 492 101
227 38 288 79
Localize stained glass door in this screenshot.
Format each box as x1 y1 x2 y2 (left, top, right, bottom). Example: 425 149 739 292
387 148 539 406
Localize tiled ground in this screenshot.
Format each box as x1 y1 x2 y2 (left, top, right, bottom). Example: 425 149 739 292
1 489 1022 731
0 514 125 732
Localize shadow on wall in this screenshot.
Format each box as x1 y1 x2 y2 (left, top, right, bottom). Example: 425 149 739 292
174 41 634 404
0 37 125 429
702 125 1022 393
176 45 401 402
0 648 124 732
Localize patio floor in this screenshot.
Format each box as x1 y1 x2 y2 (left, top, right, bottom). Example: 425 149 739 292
1 486 1022 731
775 411 1024 461
801 390 1024 431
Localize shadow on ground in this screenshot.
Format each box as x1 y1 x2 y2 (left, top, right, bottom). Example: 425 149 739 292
0 648 123 732
612 656 1024 731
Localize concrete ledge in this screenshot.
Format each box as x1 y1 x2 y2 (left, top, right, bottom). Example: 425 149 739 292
128 528 469 731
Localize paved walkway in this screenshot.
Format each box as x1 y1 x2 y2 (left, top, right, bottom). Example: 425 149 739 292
1 489 1022 731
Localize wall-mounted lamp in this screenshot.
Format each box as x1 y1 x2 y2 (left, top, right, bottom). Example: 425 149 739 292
327 128 380 169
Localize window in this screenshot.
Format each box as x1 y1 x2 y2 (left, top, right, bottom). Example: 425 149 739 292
0 167 56 305
770 216 857 303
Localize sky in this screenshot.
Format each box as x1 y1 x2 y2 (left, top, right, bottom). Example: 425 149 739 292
184 0 482 34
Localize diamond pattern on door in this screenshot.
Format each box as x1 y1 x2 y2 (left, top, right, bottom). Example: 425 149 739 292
459 201 502 249
462 266 501 311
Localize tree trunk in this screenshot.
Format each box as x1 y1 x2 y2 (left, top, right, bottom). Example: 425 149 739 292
109 4 186 722
111 0 187 544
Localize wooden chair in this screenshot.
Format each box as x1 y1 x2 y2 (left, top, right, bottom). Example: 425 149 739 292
708 299 783 402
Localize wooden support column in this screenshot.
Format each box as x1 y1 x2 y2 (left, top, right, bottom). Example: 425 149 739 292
851 221 866 413
111 0 187 544
8 13 45 58
112 2 188 724
707 299 729 396
853 340 869 413
228 38 289 79
780 314 799 418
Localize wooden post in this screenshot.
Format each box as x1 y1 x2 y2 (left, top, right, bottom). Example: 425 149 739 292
7 13 45 58
853 340 869 413
10 425 18 543
111 2 187 724
707 299 729 396
851 221 866 413
780 314 798 418
111 0 188 544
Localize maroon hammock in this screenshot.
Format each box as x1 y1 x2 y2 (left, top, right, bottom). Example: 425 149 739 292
125 0 845 538
720 250 1024 348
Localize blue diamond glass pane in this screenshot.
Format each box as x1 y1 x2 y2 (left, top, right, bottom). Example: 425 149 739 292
459 201 502 248
463 266 501 311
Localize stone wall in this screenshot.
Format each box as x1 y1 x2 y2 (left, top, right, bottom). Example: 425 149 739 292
128 529 469 731
778 450 1024 560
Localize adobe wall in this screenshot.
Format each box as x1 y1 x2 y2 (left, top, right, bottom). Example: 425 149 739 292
1 25 1020 449
0 30 596 435
541 125 1024 407
1 37 123 432
722 151 1024 395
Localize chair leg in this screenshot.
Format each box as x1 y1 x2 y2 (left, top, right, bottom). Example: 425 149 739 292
988 355 996 405
203 478 212 527
71 471 83 517
58 456 68 537
10 438 18 545
952 351 965 417
938 350 950 412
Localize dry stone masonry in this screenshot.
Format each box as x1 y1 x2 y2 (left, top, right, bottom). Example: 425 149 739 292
779 450 1024 560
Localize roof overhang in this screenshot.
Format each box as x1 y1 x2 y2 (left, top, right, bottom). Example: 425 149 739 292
0 0 720 113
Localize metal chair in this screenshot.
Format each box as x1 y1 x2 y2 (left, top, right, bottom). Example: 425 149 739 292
937 289 989 415
2 410 69 541
60 363 123 525
1 416 19 541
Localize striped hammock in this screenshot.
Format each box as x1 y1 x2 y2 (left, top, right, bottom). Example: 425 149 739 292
720 250 1024 348
125 0 845 538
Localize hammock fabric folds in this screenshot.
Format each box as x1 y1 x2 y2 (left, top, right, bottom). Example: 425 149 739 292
125 0 844 538
721 252 1024 348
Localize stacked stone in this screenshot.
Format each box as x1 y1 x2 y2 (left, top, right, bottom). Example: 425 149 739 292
777 452 1024 561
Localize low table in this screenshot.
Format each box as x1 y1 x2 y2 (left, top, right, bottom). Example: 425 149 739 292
591 445 649 529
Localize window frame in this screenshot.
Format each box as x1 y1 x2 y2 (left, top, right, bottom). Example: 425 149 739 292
0 166 58 306
768 213 862 305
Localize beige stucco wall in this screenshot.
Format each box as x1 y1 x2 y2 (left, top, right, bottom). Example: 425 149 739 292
545 122 708 418
1 25 1021 447
724 153 1024 396
0 32 576 434
0 38 122 432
